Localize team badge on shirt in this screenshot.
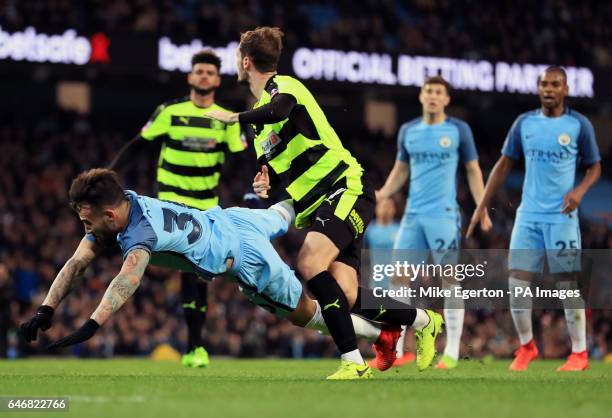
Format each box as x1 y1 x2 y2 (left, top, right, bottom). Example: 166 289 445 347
558 133 571 146
439 137 452 148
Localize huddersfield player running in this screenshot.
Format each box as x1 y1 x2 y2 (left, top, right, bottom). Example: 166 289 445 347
21 169 430 377
207 27 442 379
377 76 491 369
468 67 601 371
110 50 246 368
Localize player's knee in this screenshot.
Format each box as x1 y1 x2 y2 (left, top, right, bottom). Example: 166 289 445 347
297 252 323 279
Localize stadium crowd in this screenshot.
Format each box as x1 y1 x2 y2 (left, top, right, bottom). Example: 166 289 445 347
0 111 610 360
1 0 611 68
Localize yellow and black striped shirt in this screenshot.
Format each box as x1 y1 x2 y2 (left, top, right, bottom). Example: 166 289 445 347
141 97 245 210
252 75 364 228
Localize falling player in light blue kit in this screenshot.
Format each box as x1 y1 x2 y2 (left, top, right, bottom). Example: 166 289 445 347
468 67 601 372
376 76 491 369
20 169 444 379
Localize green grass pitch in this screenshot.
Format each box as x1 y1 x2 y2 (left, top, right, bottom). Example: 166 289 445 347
1 359 610 418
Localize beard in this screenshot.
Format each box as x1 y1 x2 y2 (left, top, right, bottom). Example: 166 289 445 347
92 231 117 249
190 84 217 96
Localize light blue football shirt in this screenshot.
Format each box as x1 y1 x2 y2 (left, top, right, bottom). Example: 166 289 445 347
87 191 241 279
502 108 600 224
397 116 478 217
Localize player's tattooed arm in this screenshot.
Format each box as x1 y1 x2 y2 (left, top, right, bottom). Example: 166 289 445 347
42 237 100 309
90 249 150 325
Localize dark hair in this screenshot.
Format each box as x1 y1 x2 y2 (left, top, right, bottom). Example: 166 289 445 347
191 50 221 72
239 26 284 72
423 76 452 96
423 75 452 96
538 65 567 84
69 169 125 212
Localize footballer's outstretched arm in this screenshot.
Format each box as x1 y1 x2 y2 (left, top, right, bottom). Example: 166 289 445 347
42 237 100 309
47 249 150 349
90 248 150 325
377 159 409 200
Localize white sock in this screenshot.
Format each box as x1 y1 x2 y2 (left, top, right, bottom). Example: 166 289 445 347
563 308 587 352
509 276 533 345
411 309 430 330
443 302 465 360
396 326 407 356
306 302 366 363
341 349 365 365
305 300 381 342
557 281 587 353
351 315 382 342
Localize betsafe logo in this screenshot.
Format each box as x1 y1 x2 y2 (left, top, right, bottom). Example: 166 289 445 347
0 26 110 65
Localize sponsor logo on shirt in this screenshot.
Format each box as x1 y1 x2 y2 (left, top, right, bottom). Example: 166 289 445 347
182 137 218 151
411 152 452 162
525 148 573 163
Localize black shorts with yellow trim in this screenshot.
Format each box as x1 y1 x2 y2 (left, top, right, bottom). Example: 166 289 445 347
309 176 375 272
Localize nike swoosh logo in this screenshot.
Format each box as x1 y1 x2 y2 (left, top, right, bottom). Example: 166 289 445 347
356 366 370 377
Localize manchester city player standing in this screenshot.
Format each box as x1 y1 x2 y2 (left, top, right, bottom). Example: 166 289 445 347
468 66 601 371
377 76 491 369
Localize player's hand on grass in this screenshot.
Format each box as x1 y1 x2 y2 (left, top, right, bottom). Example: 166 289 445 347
467 205 491 238
561 189 583 214
47 319 100 349
205 110 239 124
20 305 54 343
253 165 270 199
